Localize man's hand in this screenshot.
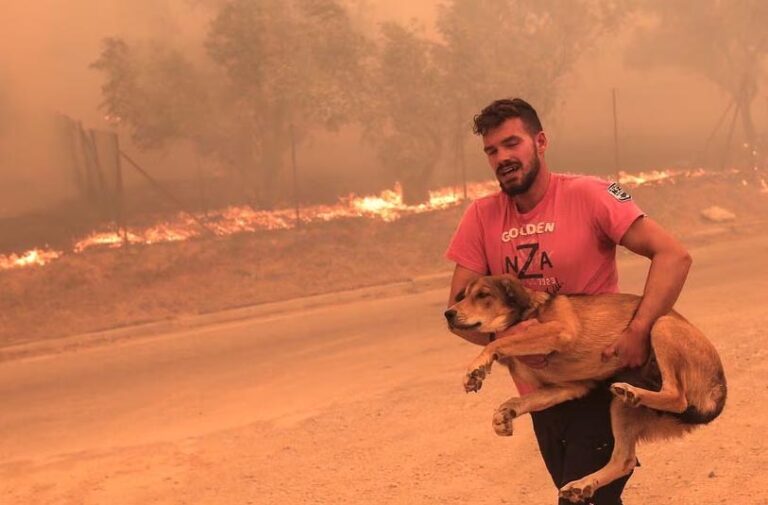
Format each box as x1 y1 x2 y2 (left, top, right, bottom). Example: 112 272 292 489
495 320 549 369
602 323 651 368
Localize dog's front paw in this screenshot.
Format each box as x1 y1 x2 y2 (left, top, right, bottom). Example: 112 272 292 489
463 354 494 393
559 478 596 503
610 382 641 407
492 403 518 436
463 366 489 393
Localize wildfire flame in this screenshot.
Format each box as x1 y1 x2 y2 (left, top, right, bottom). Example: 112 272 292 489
0 248 63 270
0 168 760 272
617 168 708 186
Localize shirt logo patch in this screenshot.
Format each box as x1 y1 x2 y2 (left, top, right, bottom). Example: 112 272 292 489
607 182 632 202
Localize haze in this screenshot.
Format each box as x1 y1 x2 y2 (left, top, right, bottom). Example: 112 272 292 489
0 1 763 217
1 3 766 502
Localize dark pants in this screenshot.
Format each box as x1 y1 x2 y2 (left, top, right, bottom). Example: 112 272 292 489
530 387 633 505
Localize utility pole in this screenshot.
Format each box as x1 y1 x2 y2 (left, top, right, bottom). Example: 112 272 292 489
112 133 128 247
612 88 621 181
196 154 208 218
290 123 300 227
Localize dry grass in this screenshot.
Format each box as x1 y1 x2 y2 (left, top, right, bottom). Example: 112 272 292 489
1 175 765 346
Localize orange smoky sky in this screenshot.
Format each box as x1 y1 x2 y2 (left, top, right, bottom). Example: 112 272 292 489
0 1 761 216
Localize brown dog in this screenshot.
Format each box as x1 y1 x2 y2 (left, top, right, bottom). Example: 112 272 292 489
444 274 726 503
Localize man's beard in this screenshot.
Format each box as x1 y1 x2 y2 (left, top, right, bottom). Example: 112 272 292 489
500 151 540 197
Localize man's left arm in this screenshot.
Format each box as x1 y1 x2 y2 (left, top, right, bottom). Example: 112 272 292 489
602 216 693 367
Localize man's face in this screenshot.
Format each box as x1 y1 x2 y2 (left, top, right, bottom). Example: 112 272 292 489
482 118 544 197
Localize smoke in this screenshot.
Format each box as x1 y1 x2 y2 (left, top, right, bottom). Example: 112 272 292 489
0 1 212 217
0 1 763 218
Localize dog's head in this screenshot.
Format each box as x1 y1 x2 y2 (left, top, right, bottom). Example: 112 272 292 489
444 274 533 332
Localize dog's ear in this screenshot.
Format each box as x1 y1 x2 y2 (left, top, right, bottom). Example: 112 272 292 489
498 275 531 309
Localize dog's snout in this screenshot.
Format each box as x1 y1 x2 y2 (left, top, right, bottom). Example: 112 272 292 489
444 309 457 321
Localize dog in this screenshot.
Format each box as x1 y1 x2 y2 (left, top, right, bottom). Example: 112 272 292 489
444 274 726 503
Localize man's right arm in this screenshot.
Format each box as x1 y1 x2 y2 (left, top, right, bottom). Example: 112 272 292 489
447 264 494 346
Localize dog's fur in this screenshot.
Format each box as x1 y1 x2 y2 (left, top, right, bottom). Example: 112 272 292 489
445 274 726 503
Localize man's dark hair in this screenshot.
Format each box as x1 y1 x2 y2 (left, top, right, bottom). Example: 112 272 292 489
472 98 543 137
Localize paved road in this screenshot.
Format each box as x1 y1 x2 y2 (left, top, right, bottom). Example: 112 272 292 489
1 232 766 504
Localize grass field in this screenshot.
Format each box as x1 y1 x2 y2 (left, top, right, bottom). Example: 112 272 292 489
1 174 765 346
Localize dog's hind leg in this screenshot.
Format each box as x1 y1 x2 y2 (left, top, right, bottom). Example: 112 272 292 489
610 325 688 414
559 400 640 503
492 382 591 436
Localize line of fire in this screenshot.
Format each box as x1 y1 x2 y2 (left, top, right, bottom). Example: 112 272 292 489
2 163 763 272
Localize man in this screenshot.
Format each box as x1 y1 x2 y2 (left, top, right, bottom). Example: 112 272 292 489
445 98 692 504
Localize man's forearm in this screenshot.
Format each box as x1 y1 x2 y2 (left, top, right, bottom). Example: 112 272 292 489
630 249 692 333
604 217 691 366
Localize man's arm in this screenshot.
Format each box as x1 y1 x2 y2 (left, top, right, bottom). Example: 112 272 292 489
447 264 491 346
602 216 693 367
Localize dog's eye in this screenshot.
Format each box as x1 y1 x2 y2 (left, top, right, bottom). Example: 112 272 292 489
476 292 489 299
455 291 466 302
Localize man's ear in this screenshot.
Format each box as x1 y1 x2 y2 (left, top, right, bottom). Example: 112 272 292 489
499 275 531 308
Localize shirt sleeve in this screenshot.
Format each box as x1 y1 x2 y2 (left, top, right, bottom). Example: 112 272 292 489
586 179 646 245
444 201 490 275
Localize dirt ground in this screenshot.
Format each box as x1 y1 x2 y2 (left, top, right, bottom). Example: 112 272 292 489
0 175 766 504
0 232 766 504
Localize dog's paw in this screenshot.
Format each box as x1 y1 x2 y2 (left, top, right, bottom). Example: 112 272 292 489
492 403 517 436
463 366 489 393
559 479 595 503
610 382 641 406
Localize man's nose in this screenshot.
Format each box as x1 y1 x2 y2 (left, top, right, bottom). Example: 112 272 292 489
444 309 457 321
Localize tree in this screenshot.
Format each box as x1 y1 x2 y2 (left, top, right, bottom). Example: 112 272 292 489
91 37 216 152
92 36 284 203
363 1 625 205
205 0 370 207
626 0 768 168
364 22 449 204
437 0 626 119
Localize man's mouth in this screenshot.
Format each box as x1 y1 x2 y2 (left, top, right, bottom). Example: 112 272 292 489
498 163 522 177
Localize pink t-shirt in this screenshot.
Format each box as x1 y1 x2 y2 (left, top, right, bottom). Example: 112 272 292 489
446 173 644 394
446 173 644 295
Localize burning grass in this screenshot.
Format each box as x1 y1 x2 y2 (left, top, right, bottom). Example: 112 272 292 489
0 181 498 272
0 210 463 346
0 171 766 346
0 168 757 272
